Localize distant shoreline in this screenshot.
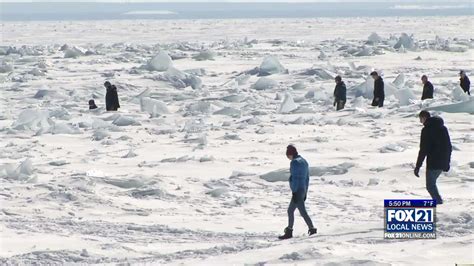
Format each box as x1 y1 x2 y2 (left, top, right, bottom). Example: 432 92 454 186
2 2 473 21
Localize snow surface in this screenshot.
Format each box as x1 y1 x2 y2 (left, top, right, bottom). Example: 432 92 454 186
0 16 473 265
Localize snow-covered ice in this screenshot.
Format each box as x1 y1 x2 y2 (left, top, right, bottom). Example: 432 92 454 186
0 16 473 265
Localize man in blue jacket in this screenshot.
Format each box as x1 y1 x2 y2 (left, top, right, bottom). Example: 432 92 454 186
279 145 317 240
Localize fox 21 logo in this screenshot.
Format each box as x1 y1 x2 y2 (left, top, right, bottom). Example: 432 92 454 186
384 199 436 239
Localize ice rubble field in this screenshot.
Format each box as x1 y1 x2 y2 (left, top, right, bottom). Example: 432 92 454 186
0 17 473 265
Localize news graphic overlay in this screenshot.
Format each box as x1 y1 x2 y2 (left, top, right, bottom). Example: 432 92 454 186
384 200 436 239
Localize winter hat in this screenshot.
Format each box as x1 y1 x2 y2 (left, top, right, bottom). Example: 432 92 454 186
286 145 298 157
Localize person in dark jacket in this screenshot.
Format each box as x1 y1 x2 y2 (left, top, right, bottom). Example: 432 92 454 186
279 145 317 240
88 99 98 110
104 81 120 111
370 71 384 107
414 111 452 205
459 70 470 95
333 75 347 111
421 75 434 100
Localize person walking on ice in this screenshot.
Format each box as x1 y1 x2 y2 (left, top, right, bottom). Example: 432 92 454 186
104 81 120 111
279 145 317 240
414 111 452 205
370 71 385 107
459 70 470 96
421 75 434 100
333 75 347 111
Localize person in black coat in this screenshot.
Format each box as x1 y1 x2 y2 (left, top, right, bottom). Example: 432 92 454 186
333 76 347 111
88 99 98 110
421 75 434 100
370 71 384 107
414 111 452 204
104 81 120 111
459 70 470 95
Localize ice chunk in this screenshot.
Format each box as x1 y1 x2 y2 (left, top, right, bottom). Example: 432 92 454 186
305 90 315 99
354 46 374 57
398 44 407 53
213 107 242 117
133 88 151 103
252 77 278 90
393 73 405 87
199 155 214 162
130 188 166 199
104 113 121 121
452 86 470 102
184 68 206 76
235 74 250 85
193 50 216 61
64 47 84 58
92 129 110 141
385 82 399 98
0 62 13 73
12 109 52 131
112 115 141 126
49 160 69 166
29 68 45 76
206 187 229 198
259 55 286 75
122 150 138 158
60 44 69 51
51 123 81 134
380 143 407 153
222 94 246 103
352 96 367 108
92 118 112 129
394 33 415 50
186 101 212 114
367 178 380 186
154 67 202 89
368 32 383 43
103 177 145 189
33 88 66 99
313 90 330 101
291 82 305 90
0 159 35 181
318 51 328 60
140 97 169 117
37 61 48 69
395 88 417 106
278 93 298 114
446 45 467 53
187 75 202 90
299 68 335 79
146 51 173 71
426 99 474 114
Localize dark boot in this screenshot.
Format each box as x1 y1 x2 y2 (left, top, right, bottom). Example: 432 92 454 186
308 228 317 236
278 227 293 240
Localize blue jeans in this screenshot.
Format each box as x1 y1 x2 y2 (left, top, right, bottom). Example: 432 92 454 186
287 190 314 229
426 170 443 204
